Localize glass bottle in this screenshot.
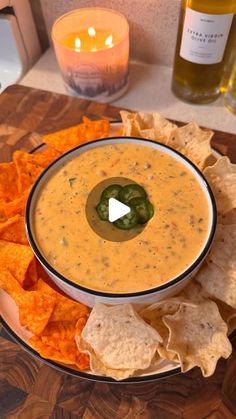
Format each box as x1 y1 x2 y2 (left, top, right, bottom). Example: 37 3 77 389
172 0 236 104
224 61 236 114
220 22 236 92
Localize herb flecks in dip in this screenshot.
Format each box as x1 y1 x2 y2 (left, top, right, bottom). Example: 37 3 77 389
34 143 210 293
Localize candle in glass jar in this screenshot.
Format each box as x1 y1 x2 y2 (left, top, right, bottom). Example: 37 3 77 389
62 28 120 51
52 8 129 102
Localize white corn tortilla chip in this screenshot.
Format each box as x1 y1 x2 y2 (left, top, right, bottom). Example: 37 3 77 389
196 264 236 309
120 110 177 144
196 224 236 308
213 299 236 336
121 113 215 169
76 337 135 380
203 157 236 215
168 122 213 147
164 301 232 377
140 297 196 362
218 209 236 225
79 303 162 371
178 280 210 304
167 122 215 169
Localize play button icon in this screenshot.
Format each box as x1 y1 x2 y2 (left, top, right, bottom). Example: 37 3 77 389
108 198 130 222
85 177 145 242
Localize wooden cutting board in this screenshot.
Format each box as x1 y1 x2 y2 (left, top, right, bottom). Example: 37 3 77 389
0 85 236 419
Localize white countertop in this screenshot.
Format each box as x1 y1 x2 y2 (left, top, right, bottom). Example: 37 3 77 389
20 48 236 134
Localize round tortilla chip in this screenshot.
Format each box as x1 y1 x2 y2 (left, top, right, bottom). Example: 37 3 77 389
120 112 215 169
140 297 196 362
218 209 236 225
76 337 135 380
80 303 162 372
167 122 215 170
178 280 209 304
213 299 236 335
120 110 177 144
196 224 236 308
197 263 236 309
163 301 232 377
203 157 236 215
168 122 213 147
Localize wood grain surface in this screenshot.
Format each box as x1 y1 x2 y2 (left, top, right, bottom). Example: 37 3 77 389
0 85 235 162
0 84 236 419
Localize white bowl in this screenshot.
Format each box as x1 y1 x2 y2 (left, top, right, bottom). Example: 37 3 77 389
26 137 217 307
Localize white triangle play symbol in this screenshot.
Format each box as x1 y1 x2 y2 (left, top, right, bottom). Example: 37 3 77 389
108 197 131 222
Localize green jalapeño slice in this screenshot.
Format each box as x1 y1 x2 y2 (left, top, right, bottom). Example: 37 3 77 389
95 182 154 230
129 197 154 224
118 184 147 204
96 199 109 221
101 184 122 200
113 207 139 230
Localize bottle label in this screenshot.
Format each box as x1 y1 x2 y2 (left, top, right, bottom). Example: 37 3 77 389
180 8 233 65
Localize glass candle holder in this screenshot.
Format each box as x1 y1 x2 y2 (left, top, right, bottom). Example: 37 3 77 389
51 8 129 103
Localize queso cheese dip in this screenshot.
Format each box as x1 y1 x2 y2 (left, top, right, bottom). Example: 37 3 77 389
34 143 211 293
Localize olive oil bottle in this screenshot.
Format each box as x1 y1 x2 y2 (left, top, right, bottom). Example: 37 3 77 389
172 0 236 104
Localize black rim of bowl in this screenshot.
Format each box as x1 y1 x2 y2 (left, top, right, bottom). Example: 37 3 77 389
25 136 217 299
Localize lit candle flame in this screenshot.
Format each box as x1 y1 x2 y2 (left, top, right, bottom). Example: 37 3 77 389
88 27 96 37
105 35 113 48
75 37 81 51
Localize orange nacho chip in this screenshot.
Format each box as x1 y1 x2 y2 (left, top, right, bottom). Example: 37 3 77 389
29 318 89 369
0 204 7 222
13 150 45 193
0 267 22 295
43 125 84 153
37 147 62 164
43 117 110 154
17 290 56 335
3 190 29 218
0 268 56 335
0 215 28 244
0 240 36 287
26 258 38 289
35 278 89 322
13 149 52 168
29 335 73 364
28 278 89 369
0 162 19 202
80 117 110 141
